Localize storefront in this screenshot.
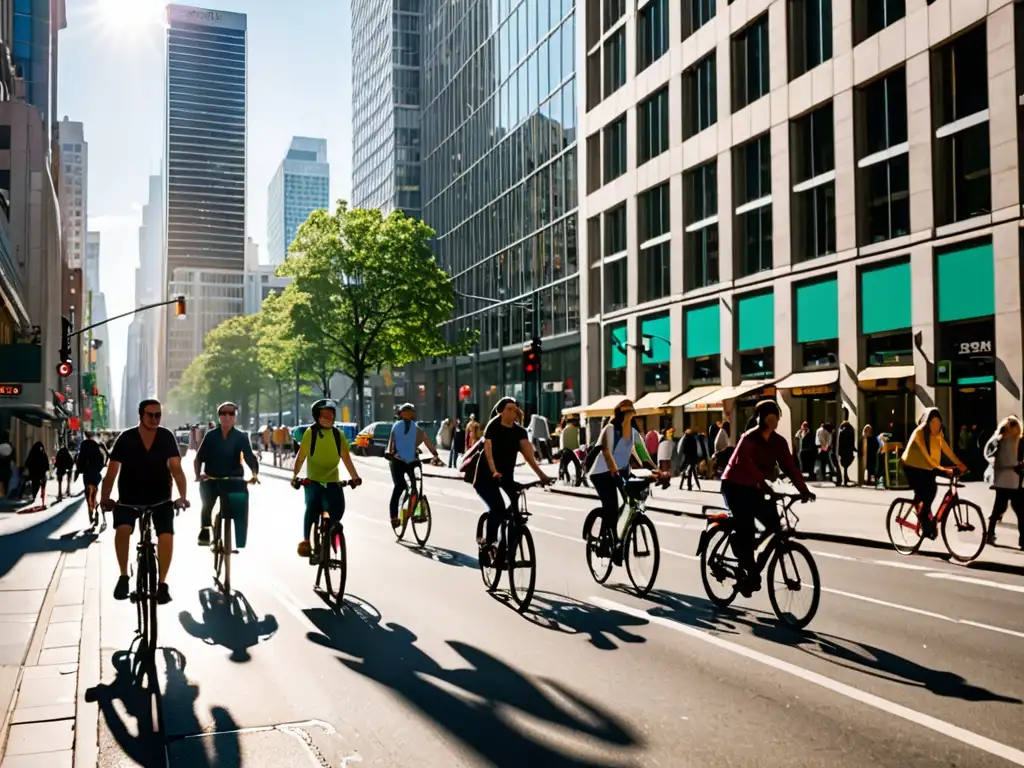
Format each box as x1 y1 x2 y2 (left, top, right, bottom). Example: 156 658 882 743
776 370 840 427
733 290 776 429
636 313 673 431
682 302 721 432
604 322 627 396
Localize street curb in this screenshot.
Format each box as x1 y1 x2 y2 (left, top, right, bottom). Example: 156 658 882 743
74 537 101 768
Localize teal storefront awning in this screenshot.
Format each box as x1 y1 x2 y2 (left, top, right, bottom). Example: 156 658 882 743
795 277 838 343
861 260 911 334
640 314 670 364
937 242 994 323
737 292 774 352
686 303 720 358
608 323 627 370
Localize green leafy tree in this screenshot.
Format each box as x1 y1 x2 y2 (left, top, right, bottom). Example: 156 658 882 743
202 313 262 425
278 202 472 421
258 291 304 424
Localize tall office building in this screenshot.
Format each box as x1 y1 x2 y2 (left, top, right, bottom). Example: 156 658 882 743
574 0 1024 453
163 5 247 395
57 117 86 269
351 0 422 219
84 231 99 295
10 0 66 142
266 137 329 265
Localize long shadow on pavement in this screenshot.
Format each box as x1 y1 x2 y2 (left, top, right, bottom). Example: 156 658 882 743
178 588 279 662
0 498 88 579
304 598 642 767
398 542 479 569
500 590 652 651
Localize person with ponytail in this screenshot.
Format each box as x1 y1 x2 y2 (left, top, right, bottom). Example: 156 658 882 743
900 407 966 539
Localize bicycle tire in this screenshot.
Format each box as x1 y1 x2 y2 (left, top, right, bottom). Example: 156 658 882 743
886 498 924 555
395 491 411 541
412 496 432 547
700 528 739 608
507 526 537 613
624 516 660 597
315 519 330 596
329 524 348 605
144 549 159 653
583 509 613 584
941 500 987 563
222 518 233 594
476 513 502 591
134 550 147 643
767 540 820 630
212 514 224 583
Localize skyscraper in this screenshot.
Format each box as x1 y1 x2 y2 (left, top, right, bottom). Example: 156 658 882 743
57 117 86 269
351 0 421 219
10 0 66 142
266 137 329 265
162 4 247 396
84 231 100 296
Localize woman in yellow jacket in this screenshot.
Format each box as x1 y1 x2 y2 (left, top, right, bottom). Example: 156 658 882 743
901 407 967 537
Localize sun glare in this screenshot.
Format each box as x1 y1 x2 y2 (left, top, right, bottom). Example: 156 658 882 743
92 0 164 36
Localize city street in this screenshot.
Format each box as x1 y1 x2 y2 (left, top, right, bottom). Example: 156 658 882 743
64 456 1024 767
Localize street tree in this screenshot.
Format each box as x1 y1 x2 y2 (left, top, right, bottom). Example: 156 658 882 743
202 313 262 425
257 290 305 424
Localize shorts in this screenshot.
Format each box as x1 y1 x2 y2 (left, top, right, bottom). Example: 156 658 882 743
113 501 175 536
83 472 102 487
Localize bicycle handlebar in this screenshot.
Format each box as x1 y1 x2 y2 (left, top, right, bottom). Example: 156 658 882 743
294 478 354 489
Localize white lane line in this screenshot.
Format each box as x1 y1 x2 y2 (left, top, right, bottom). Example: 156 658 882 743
814 551 859 562
271 585 322 636
925 572 1024 594
871 560 935 572
662 547 699 562
589 596 1024 766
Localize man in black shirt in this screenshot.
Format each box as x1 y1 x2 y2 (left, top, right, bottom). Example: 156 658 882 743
101 399 189 604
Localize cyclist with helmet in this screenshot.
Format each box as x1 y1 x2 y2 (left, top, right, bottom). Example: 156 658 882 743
721 399 814 596
292 399 362 557
385 403 443 528
194 402 260 547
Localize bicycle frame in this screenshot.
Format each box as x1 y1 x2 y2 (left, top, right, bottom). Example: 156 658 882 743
894 473 962 534
696 492 801 564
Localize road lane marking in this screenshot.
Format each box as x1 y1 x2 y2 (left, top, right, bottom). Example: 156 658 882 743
590 596 1024 766
814 551 859 562
925 572 1024 594
870 560 935 571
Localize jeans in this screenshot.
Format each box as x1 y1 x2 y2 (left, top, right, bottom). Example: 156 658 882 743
591 472 624 538
199 478 250 547
389 460 418 519
303 482 345 540
558 449 582 484
721 481 780 577
474 477 519 545
903 466 939 519
990 488 1024 545
448 448 462 468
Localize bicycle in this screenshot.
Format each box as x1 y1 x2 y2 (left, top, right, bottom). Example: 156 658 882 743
294 478 351 607
697 492 821 630
476 480 546 612
582 475 661 596
389 457 436 547
885 470 986 563
200 475 257 595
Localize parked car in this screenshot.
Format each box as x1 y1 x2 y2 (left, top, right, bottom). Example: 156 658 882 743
353 421 393 457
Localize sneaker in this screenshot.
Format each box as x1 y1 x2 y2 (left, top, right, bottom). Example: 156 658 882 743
197 527 211 546
737 573 761 598
113 575 130 601
297 540 311 558
156 583 171 605
985 532 997 546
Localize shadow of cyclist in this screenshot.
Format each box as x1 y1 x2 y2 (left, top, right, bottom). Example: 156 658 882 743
504 590 650 651
178 588 279 662
85 648 165 767
399 542 479 569
303 598 640 766
162 647 242 765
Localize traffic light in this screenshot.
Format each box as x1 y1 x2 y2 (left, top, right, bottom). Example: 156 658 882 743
174 296 187 318
522 337 542 375
57 317 73 377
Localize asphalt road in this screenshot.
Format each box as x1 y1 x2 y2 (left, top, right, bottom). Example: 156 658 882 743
91 458 1024 768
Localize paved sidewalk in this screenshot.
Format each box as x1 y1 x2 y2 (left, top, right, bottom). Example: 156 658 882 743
0 497 101 768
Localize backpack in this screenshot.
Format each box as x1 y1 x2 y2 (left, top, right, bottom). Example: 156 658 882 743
459 436 485 483
309 426 342 457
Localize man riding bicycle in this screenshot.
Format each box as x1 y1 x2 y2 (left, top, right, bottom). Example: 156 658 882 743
292 399 363 558
720 400 814 597
194 402 260 547
385 403 442 528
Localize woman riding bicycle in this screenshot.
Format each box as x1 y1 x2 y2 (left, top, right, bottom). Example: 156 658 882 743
900 408 966 539
385 403 442 529
721 400 814 596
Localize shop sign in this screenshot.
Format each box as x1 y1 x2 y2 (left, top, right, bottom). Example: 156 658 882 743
793 385 833 396
956 340 992 356
690 401 722 411
0 384 21 396
936 360 952 385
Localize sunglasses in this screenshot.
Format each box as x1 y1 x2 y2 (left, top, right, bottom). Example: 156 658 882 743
144 411 162 420
219 410 237 417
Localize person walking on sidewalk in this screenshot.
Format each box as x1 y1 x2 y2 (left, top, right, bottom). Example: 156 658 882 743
814 422 838 483
862 425 879 486
54 443 74 501
76 432 107 528
558 417 583 485
25 442 49 507
983 416 1024 550
901 408 966 539
678 428 701 491
837 417 856 486
448 418 465 468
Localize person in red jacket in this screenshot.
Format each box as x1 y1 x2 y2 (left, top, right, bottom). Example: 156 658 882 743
721 400 815 595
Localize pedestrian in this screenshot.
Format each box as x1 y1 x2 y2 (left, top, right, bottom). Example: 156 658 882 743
558 417 583 485
712 421 732 477
678 428 701 491
708 419 722 450
644 426 660 461
983 416 1024 550
837 416 856 486
436 417 453 451
814 422 837 482
449 417 465 468
54 443 74 500
25 441 49 507
657 427 676 474
464 414 481 449
0 431 13 499
862 425 879 486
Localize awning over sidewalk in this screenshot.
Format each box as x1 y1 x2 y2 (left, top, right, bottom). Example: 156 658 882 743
774 370 840 391
633 390 682 415
3 405 56 428
562 394 630 418
857 365 915 382
710 380 775 403
663 385 723 412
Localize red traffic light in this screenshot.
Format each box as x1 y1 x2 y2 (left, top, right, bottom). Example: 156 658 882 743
56 361 73 378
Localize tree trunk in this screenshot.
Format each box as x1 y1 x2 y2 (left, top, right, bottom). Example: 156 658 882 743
277 380 284 425
355 371 365 429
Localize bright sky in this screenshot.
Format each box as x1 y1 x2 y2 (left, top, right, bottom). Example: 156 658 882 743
58 0 353 418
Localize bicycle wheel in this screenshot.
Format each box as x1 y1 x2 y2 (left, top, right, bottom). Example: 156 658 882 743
144 549 159 653
507 526 537 613
221 519 233 594
212 513 224 583
320 519 347 605
700 528 739 608
942 500 987 563
767 540 820 630
583 509 613 585
315 519 331 595
476 513 502 591
412 496 432 547
624 517 660 597
134 552 147 642
886 498 924 555
394 491 411 541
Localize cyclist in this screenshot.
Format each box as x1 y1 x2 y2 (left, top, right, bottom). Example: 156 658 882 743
385 403 443 528
721 399 813 597
292 399 363 558
101 399 189 604
588 399 664 556
900 407 966 539
75 432 106 526
194 402 260 547
472 397 552 561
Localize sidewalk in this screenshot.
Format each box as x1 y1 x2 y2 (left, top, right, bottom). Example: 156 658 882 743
0 496 100 768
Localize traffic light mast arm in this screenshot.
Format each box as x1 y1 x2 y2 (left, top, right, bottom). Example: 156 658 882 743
68 295 186 338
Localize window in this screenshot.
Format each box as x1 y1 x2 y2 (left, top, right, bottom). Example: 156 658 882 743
732 14 770 111
603 115 627 182
683 53 717 139
856 68 909 244
683 0 716 40
604 204 628 312
789 0 832 79
638 87 669 165
684 161 719 289
588 216 601 317
637 0 669 72
854 0 905 45
791 103 836 260
639 183 671 302
603 28 627 97
932 24 990 225
0 125 10 150
734 134 773 276
604 0 626 32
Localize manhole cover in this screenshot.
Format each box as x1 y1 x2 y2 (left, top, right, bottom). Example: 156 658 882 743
166 719 358 767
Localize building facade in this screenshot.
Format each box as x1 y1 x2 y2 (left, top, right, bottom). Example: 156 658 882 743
163 4 246 396
243 236 289 314
576 0 1023 460
10 0 66 144
351 0 423 219
56 117 85 269
266 136 329 265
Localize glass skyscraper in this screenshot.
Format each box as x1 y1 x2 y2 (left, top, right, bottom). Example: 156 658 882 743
267 137 330 265
351 0 422 219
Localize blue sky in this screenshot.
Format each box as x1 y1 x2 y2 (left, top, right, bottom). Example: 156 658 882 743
58 0 353 415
